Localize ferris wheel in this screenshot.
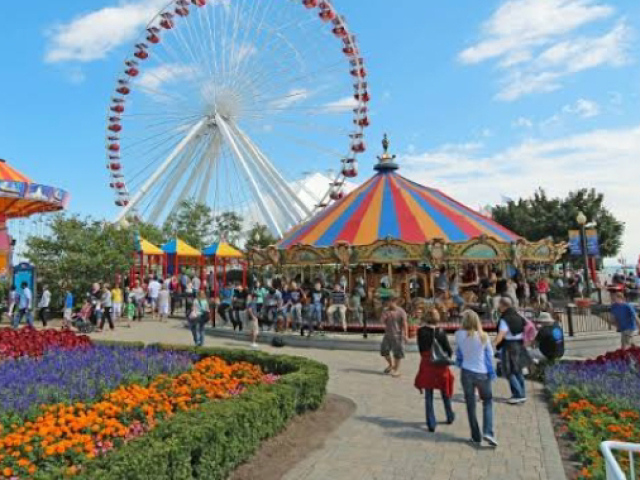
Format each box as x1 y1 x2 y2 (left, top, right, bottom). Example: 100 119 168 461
106 0 370 238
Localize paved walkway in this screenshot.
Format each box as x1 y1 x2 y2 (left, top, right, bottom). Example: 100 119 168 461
90 320 566 480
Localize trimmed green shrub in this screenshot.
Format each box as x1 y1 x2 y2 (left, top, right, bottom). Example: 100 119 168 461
75 342 328 480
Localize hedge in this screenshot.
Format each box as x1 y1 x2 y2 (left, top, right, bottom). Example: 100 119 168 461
68 342 328 480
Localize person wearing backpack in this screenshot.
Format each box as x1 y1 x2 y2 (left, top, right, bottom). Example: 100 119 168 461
495 297 531 404
414 308 455 432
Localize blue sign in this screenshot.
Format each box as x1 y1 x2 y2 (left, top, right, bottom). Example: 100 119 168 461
13 262 35 294
568 229 600 257
586 229 600 257
568 230 582 256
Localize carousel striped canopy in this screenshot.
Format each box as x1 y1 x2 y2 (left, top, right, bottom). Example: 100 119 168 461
278 169 519 249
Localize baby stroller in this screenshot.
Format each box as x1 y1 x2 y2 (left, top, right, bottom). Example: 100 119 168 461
72 302 96 334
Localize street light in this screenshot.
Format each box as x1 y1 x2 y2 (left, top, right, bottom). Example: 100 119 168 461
576 211 591 298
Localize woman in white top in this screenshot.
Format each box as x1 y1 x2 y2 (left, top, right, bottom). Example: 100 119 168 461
158 285 171 321
454 310 498 447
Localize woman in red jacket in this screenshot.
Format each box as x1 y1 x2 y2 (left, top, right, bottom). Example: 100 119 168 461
414 308 455 432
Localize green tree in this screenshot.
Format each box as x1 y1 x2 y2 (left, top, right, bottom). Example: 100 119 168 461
162 200 215 249
245 223 278 249
25 215 142 305
491 188 624 259
212 211 243 247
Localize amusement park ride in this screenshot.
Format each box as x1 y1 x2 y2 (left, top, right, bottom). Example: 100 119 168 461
106 0 370 238
0 159 69 277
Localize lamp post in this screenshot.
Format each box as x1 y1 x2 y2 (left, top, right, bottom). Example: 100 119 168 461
576 211 592 298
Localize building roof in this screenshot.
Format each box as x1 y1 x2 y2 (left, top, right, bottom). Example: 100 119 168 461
202 242 243 258
134 234 164 256
161 238 201 257
0 159 69 219
278 168 519 249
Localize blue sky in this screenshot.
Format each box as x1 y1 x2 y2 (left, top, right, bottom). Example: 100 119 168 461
2 0 640 262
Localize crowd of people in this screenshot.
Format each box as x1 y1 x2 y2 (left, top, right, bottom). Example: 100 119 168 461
3 265 638 450
4 272 370 348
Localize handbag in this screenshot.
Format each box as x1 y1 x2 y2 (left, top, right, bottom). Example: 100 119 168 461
430 328 453 366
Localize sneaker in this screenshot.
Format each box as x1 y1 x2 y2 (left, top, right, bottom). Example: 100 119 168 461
468 438 481 446
483 434 498 447
446 413 456 425
250 343 259 349
508 397 527 405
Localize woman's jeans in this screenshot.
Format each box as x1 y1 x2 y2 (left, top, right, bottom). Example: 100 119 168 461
189 314 207 346
461 369 494 442
501 348 526 399
424 389 454 431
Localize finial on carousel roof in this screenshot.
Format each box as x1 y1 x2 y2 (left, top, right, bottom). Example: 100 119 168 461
375 133 399 172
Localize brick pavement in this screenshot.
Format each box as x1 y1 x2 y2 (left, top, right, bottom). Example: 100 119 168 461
91 320 566 480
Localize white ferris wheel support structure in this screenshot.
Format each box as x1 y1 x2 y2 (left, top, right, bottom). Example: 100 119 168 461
106 0 371 239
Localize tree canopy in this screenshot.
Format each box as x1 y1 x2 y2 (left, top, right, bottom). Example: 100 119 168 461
491 188 624 258
161 200 216 250
25 215 145 304
244 223 278 249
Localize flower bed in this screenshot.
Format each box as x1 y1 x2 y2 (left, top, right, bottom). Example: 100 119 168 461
0 328 91 360
0 337 328 480
0 346 193 420
547 346 640 479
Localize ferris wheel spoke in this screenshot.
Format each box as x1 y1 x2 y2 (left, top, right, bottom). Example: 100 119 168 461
233 123 310 221
168 138 212 218
234 132 303 228
126 137 186 192
116 118 207 221
197 132 222 204
216 114 284 236
270 131 347 158
146 139 205 223
245 116 352 136
121 118 201 155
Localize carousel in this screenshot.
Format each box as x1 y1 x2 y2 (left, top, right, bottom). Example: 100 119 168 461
249 136 566 330
0 159 70 277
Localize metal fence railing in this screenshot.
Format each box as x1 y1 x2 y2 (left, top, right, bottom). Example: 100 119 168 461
601 441 640 479
562 304 614 336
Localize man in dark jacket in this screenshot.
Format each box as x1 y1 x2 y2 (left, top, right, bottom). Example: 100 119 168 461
494 297 531 404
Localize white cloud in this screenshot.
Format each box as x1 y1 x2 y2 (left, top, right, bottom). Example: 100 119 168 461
269 88 310 109
138 64 196 91
513 116 534 128
400 124 640 259
45 0 168 63
67 66 86 84
459 0 632 101
563 98 601 118
320 96 358 113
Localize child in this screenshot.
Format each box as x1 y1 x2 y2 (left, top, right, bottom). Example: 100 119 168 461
62 289 74 328
125 297 136 324
246 294 260 349
158 284 170 322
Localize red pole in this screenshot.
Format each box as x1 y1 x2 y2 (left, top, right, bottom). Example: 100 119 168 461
163 253 167 279
223 258 227 286
242 260 247 288
140 251 144 283
130 251 135 285
199 256 204 289
214 256 219 297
